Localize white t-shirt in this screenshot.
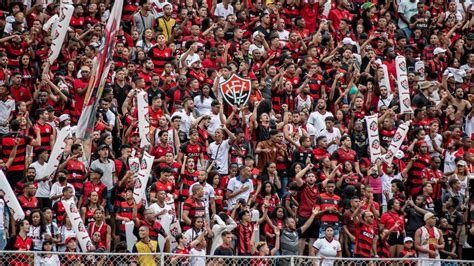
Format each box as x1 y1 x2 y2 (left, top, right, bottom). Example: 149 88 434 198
308 111 334 134
319 127 341 154
49 182 75 205
226 177 254 209
193 95 213 116
184 228 205 242
398 0 419 29
381 173 402 205
0 98 14 134
149 202 175 222
312 238 342 266
171 109 195 136
180 53 200 68
207 113 222 137
277 30 290 47
190 182 215 214
30 161 50 198
214 3 234 19
189 247 206 266
208 139 231 174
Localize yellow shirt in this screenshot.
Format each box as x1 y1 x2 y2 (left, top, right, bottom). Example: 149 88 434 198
157 17 176 42
133 240 159 266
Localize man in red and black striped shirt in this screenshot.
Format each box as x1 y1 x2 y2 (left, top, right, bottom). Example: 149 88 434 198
29 108 56 153
60 144 86 198
182 184 205 231
137 209 168 241
315 180 342 239
115 189 144 240
148 32 172 74
354 210 376 258
1 120 40 187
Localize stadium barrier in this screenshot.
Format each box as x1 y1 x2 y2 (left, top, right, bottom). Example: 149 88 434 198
0 251 472 266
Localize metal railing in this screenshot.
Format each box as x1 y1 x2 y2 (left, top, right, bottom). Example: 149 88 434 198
0 251 472 266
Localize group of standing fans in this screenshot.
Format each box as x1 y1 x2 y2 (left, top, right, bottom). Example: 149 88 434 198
0 0 473 265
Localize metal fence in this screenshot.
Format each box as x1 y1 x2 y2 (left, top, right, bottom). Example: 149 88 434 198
0 251 472 266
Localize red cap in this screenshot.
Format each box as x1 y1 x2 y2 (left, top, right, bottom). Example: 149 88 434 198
65 236 77 244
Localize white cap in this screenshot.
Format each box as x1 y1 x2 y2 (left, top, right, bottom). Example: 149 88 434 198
187 57 201 67
433 47 446 55
59 114 70 123
342 37 356 46
252 31 262 40
404 237 414 243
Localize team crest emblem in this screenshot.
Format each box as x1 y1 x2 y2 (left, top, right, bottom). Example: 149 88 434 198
219 74 252 107
369 121 377 132
398 60 406 72
393 132 402 142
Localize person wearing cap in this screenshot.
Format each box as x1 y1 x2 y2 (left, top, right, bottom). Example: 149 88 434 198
90 144 116 212
412 81 434 108
415 212 444 262
426 47 447 82
400 236 417 259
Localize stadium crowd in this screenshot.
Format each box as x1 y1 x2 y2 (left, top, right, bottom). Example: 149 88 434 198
0 0 473 265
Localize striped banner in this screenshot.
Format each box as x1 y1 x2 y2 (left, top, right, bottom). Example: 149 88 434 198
0 171 25 221
395 56 413 114
365 114 382 164
47 0 74 64
75 0 123 162
383 122 409 165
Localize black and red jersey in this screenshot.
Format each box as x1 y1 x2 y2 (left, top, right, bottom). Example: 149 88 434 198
331 148 358 165
81 181 107 206
18 195 38 216
122 0 140 21
138 220 166 241
151 180 174 195
29 122 53 152
179 142 203 163
180 170 198 199
355 224 376 258
1 133 31 172
316 193 342 222
66 160 86 193
308 75 324 100
408 154 431 195
236 222 254 255
421 168 444 200
166 87 191 113
52 200 66 224
115 201 144 233
182 197 205 230
148 45 172 74
380 129 396 148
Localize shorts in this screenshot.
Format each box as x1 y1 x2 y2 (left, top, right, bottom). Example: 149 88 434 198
298 216 319 239
387 231 404 245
